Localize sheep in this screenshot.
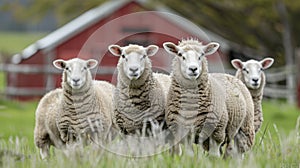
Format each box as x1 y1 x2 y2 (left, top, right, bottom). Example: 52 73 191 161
163 39 255 157
34 88 64 159
34 58 114 159
231 58 274 132
108 44 171 136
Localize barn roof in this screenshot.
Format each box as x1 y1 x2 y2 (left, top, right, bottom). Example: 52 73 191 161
12 0 230 64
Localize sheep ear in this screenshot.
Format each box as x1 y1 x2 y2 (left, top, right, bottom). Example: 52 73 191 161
53 59 66 70
163 42 179 56
86 59 98 69
231 59 244 70
260 57 274 70
203 42 220 56
108 45 122 56
146 45 159 57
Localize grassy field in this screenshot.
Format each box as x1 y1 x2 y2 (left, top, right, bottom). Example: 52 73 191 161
0 72 4 92
0 31 46 55
0 99 299 167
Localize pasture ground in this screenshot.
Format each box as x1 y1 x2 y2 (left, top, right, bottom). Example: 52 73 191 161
0 99 299 167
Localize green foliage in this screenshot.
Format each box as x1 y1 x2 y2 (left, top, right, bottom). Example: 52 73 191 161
2 0 107 26
154 0 300 66
0 100 299 167
157 0 300 66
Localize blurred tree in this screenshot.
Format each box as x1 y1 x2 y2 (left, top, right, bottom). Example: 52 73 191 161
1 0 107 25
154 0 298 103
154 0 300 66
3 0 300 66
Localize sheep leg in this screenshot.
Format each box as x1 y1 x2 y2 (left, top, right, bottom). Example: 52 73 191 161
224 140 238 158
40 144 50 159
167 124 186 156
170 144 182 156
209 138 221 157
235 113 255 154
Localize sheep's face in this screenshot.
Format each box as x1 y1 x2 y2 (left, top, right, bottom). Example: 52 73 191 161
108 44 159 80
231 58 274 89
163 41 219 80
53 58 98 89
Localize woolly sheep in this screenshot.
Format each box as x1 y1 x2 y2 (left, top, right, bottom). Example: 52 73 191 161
34 88 64 159
34 58 114 159
108 44 171 135
163 39 255 157
231 58 274 132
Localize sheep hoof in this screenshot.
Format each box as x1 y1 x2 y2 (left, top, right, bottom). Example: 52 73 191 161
40 146 49 159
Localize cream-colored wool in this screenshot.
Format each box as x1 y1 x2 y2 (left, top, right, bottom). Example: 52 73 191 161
34 58 115 159
109 44 171 135
236 69 264 133
231 58 274 133
34 88 64 159
167 58 228 155
212 73 255 154
164 39 255 157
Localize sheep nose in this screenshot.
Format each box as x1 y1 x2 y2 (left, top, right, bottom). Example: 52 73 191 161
252 78 259 83
129 67 139 73
73 78 80 83
189 66 198 73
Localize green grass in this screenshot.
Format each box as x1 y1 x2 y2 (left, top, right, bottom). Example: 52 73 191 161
0 31 46 55
261 101 300 134
0 72 5 91
0 100 299 167
0 100 37 148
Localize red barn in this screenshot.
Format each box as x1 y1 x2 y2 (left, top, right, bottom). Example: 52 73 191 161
7 0 230 100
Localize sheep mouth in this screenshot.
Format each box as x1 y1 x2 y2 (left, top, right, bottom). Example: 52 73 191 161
247 82 260 89
131 74 138 77
71 83 83 89
129 73 140 79
188 73 199 77
250 83 260 89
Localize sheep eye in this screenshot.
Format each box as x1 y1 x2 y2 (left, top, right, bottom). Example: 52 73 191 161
121 54 126 59
182 56 186 60
141 55 146 60
242 68 249 74
65 67 69 71
198 57 201 61
178 52 182 57
83 67 87 70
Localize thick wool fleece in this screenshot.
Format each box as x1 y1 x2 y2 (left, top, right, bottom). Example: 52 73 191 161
166 57 228 149
57 70 113 143
212 73 255 153
34 64 115 159
167 57 255 154
113 57 169 134
235 69 265 133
